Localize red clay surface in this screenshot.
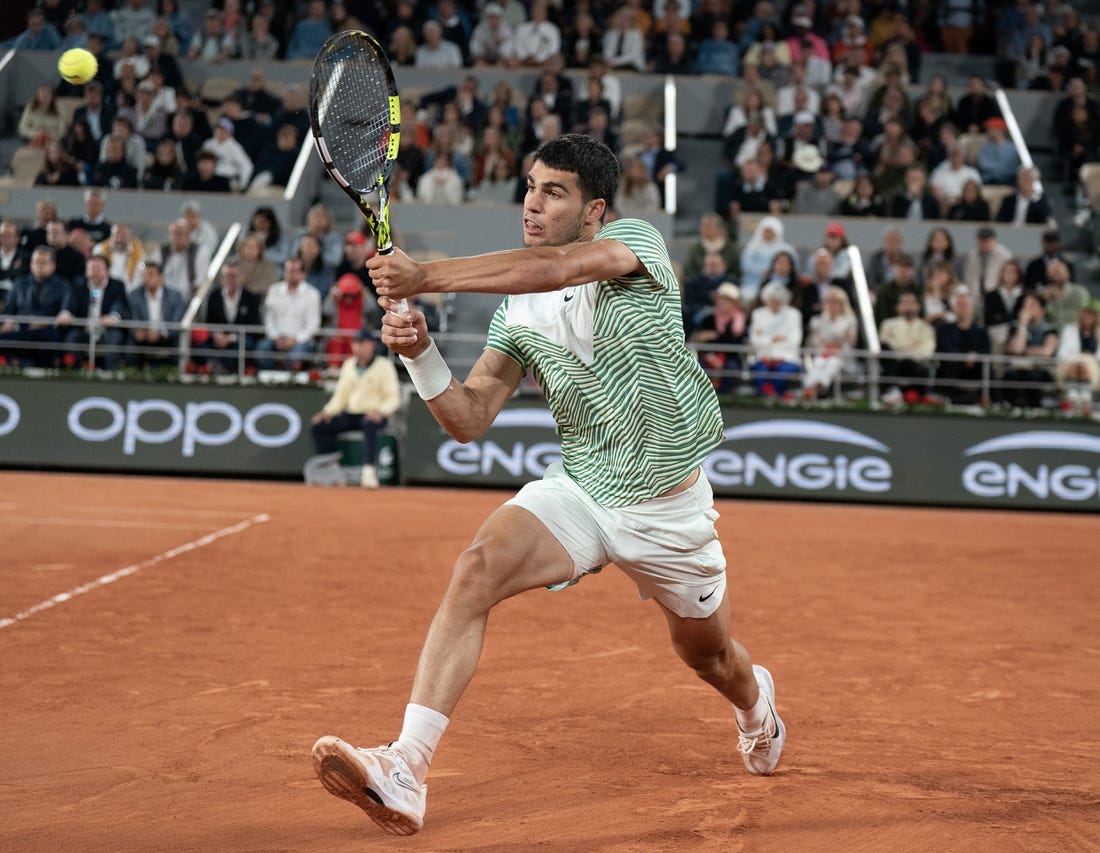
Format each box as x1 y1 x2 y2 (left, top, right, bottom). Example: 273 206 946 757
1 471 1098 852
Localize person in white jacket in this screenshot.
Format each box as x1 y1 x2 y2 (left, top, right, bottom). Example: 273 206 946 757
749 279 803 396
201 117 254 190
1056 304 1099 413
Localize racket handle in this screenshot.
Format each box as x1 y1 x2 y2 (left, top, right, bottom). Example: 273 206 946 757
375 245 410 315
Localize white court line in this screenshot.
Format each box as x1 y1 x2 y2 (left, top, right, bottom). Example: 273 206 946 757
37 505 259 518
0 513 270 631
4 516 234 530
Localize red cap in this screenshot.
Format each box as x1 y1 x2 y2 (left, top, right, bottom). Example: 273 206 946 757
984 117 1007 131
346 231 367 246
825 222 846 238
337 274 362 295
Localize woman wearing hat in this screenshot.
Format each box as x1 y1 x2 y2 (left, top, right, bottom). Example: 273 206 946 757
690 281 747 394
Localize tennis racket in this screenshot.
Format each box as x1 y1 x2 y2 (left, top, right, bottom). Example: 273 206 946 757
308 30 408 314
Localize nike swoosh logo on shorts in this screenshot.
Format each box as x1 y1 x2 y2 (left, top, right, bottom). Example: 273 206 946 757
699 586 719 603
563 292 574 301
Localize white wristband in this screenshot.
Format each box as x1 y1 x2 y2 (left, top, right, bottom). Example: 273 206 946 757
400 339 454 400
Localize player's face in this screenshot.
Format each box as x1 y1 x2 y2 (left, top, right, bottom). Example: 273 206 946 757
522 162 595 248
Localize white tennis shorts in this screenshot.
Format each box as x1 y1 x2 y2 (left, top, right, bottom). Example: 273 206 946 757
506 463 727 618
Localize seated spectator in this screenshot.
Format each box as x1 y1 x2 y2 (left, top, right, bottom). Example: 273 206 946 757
90 134 139 189
786 10 832 87
1052 78 1100 191
917 227 959 288
239 10 279 60
962 227 1013 305
1003 291 1057 408
143 32 184 91
693 19 740 77
879 291 935 402
472 157 518 205
237 232 279 298
164 110 203 174
219 96 265 162
690 282 747 394
112 0 157 46
0 247 71 366
310 329 401 489
114 35 151 83
761 249 800 299
257 256 321 371
681 250 731 335
976 117 1021 186
34 141 81 188
722 87 778 141
58 254 130 371
199 257 261 373
249 125 300 191
200 117 254 191
63 119 99 181
234 70 281 122
615 155 661 211
995 166 1051 226
2 8 61 51
839 173 887 217
930 143 982 212
511 0 562 68
650 30 693 75
415 19 463 69
1024 230 1075 291
791 163 840 216
272 86 310 142
874 252 921 327
922 260 961 327
722 159 783 220
127 260 185 369
740 215 795 304
292 204 344 272
802 286 858 399
66 189 112 246
182 150 232 193
952 76 1000 134
723 114 776 176
122 79 169 150
0 220 29 304
562 10 599 69
603 5 647 71
890 165 940 220
71 81 115 146
296 232 334 297
248 206 290 266
1041 260 1091 331
19 85 66 148
946 179 991 222
821 221 852 282
792 247 846 333
749 280 803 397
1056 305 1099 414
635 124 684 207
93 223 145 288
935 287 992 405
142 137 186 191
44 220 85 284
470 2 515 66
98 116 147 179
188 8 237 62
20 199 59 255
387 24 418 67
155 218 210 300
825 118 871 182
984 259 1025 355
681 212 739 283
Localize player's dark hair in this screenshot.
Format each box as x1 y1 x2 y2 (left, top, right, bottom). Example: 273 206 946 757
533 133 620 207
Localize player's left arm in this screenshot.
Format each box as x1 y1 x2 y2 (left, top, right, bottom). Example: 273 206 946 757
367 238 645 300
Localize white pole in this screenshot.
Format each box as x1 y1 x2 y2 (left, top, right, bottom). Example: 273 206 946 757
663 74 677 215
847 244 882 406
994 87 1033 170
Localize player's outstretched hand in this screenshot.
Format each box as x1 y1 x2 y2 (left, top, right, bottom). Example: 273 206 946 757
367 247 425 301
379 296 430 358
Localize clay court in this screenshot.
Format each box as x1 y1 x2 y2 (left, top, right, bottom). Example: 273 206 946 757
2 470 1097 852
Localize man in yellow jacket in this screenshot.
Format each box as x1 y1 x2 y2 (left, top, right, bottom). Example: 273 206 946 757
310 328 401 488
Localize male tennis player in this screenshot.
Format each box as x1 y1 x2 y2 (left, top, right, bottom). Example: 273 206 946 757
312 134 785 835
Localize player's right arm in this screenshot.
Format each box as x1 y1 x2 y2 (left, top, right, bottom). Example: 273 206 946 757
380 298 524 443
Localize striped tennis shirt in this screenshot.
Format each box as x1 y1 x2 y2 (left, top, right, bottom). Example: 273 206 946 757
486 218 724 507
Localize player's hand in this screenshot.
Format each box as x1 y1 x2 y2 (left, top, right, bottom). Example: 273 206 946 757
367 248 426 300
379 296 430 358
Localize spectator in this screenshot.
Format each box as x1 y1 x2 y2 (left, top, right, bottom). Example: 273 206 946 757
511 0 561 68
200 117 254 191
3 9 62 51
200 258 261 373
1056 305 1099 414
922 259 961 327
90 134 139 189
946 179 992 222
248 206 289 266
0 220 29 305
152 7 186 55
98 116 146 180
984 259 1026 354
874 253 921 327
649 30 693 76
693 19 740 77
310 329 401 489
216 97 264 162
722 87 779 141
179 200 219 260
18 85 65 147
614 155 661 212
156 218 210 300
1024 230 1075 291
1041 259 1091 331
802 286 858 399
791 163 840 215
689 281 747 394
182 150 232 193
890 165 940 220
293 205 343 272
64 190 111 246
0 247 71 367
562 11 600 69
472 156 518 205
682 213 739 283
786 7 831 86
387 25 418 66
296 232 334 297
976 118 1021 186
1003 291 1057 408
20 199 59 255
239 10 279 60
114 35 151 83
839 172 887 217
918 227 960 287
272 86 310 142
83 0 115 45
59 254 130 371
93 223 146 288
112 0 156 46
995 165 1052 226
761 249 800 298
72 81 115 146
1053 79 1100 191
821 221 853 282
187 8 236 61
749 279 803 397
122 79 169 150
930 143 983 212
44 220 85 284
740 215 795 303
635 124 684 206
127 260 185 368
257 256 321 371
792 247 840 333
432 0 473 63
935 286 992 404
34 141 81 188
681 250 731 335
879 290 936 403
587 56 623 122
415 19 463 69
142 137 186 191
952 76 1000 134
237 232 279 298
470 3 514 66
249 125 300 191
234 70 281 122
143 32 183 91
962 227 1013 305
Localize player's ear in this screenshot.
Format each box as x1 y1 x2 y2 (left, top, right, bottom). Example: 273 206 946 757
584 197 606 226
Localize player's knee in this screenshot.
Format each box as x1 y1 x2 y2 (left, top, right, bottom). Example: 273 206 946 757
446 543 504 610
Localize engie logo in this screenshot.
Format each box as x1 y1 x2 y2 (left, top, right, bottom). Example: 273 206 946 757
437 409 562 477
962 431 1100 502
68 397 301 456
704 419 893 493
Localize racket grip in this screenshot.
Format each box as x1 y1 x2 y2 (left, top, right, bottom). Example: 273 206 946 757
390 298 411 315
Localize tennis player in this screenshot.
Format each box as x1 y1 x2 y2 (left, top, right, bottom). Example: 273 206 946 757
312 134 785 835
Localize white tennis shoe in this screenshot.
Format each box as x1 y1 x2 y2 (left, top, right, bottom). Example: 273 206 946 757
312 736 426 835
737 665 786 775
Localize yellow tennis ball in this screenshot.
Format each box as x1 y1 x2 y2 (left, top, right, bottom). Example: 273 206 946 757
58 48 98 86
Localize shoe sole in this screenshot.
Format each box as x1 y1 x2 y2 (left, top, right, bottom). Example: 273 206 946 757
751 665 786 776
311 737 422 836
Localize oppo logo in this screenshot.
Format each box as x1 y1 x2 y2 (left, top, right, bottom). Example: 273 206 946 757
0 394 20 437
704 420 893 493
962 432 1100 501
67 397 301 456
437 409 562 477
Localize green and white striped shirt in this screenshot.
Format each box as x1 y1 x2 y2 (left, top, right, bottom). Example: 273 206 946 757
486 218 723 507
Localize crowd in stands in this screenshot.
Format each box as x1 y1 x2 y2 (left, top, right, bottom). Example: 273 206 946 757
2 1 1099 412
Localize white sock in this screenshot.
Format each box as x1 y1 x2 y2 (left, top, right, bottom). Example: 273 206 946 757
395 703 449 784
735 693 770 734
